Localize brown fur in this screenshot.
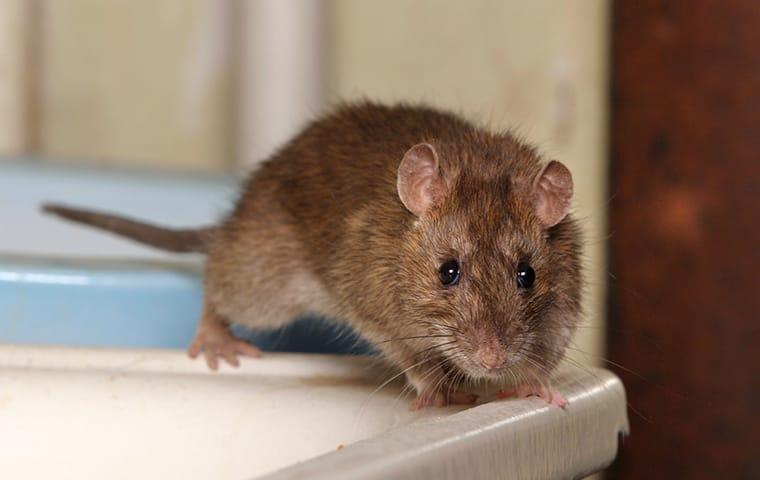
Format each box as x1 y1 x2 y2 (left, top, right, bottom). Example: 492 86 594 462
44 102 583 403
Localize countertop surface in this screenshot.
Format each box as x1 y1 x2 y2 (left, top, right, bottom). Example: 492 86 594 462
0 344 628 480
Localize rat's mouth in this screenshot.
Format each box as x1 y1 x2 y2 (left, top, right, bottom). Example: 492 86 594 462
443 353 519 383
436 337 534 383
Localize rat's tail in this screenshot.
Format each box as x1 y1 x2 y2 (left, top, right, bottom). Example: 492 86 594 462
41 203 216 253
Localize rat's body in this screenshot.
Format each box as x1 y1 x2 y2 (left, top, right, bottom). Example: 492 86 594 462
44 102 582 409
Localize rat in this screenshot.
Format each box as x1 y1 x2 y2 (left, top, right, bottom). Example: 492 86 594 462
42 102 582 409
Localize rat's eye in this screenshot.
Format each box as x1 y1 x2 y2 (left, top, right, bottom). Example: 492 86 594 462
516 262 535 289
438 260 460 287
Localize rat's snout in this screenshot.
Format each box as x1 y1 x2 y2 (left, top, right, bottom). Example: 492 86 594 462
476 342 507 371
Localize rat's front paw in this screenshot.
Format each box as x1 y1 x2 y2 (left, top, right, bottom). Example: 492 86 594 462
187 323 261 371
497 384 567 408
410 388 478 411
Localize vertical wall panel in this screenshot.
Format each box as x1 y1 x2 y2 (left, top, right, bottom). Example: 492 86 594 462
237 0 328 169
609 1 760 478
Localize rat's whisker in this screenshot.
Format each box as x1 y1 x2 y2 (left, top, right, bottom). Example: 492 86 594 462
367 356 439 403
376 334 453 345
410 340 458 359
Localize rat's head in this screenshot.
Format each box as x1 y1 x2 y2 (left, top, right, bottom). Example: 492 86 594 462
395 140 582 383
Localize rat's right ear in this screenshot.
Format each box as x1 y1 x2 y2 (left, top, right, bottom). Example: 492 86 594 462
397 143 446 217
533 160 574 228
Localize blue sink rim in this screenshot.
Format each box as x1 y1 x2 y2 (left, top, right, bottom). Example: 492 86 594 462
0 255 373 355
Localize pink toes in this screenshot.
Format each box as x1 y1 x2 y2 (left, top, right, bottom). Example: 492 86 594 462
187 330 262 371
410 389 478 410
497 385 567 408
410 384 566 411
234 340 263 358
187 339 203 359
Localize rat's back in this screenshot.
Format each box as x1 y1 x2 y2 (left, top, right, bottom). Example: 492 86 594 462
231 103 477 263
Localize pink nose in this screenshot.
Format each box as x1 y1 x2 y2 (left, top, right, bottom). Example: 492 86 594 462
477 345 506 370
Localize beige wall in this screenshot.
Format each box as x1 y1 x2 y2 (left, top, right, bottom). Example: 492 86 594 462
331 0 610 363
0 0 30 156
37 0 234 170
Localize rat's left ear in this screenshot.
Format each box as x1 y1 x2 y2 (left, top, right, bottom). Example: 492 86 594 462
534 160 573 227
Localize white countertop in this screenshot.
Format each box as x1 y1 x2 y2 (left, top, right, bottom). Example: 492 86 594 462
0 344 628 479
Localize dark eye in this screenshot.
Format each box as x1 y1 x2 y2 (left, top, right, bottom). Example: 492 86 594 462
516 262 535 289
438 260 460 287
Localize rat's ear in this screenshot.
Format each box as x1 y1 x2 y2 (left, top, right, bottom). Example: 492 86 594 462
397 143 446 216
534 160 573 227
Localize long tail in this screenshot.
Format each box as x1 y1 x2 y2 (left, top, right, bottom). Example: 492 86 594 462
41 203 216 253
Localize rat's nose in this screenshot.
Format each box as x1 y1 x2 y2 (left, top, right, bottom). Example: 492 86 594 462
477 344 507 370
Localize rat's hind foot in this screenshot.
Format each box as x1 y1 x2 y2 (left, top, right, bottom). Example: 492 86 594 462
187 308 261 370
410 388 478 411
497 384 567 408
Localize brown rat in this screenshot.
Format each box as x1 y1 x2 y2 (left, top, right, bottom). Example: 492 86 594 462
43 102 582 409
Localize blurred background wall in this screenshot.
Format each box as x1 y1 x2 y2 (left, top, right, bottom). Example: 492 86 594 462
0 0 31 155
608 2 759 478
38 1 237 170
